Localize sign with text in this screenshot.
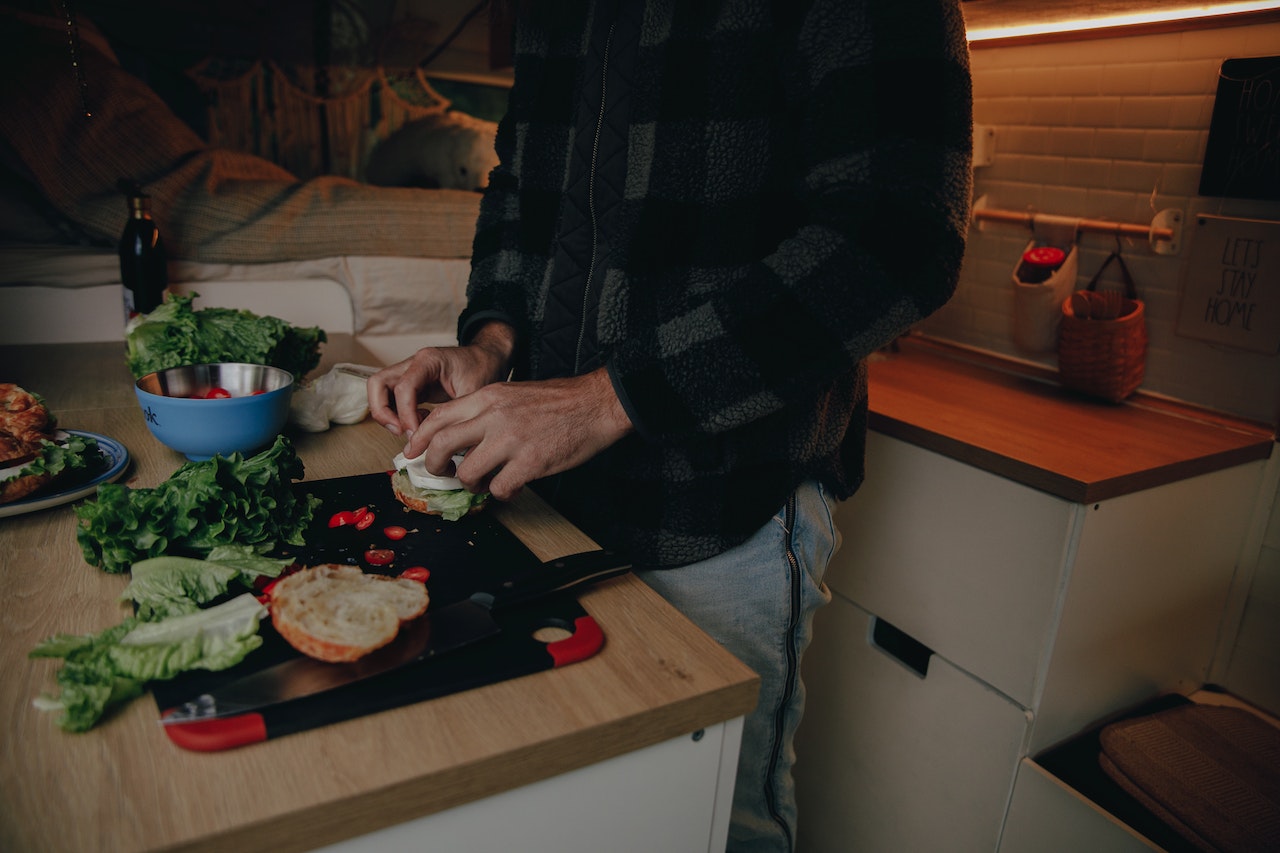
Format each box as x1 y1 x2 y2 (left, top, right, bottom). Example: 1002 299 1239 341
1176 214 1280 354
1200 56 1280 201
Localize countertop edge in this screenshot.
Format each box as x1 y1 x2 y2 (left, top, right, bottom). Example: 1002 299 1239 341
867 337 1275 503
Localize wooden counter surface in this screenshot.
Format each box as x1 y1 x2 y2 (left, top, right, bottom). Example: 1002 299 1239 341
868 337 1275 503
0 338 758 853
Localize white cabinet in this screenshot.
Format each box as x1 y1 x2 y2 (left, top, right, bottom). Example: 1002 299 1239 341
798 596 1029 853
316 720 744 853
795 431 1266 852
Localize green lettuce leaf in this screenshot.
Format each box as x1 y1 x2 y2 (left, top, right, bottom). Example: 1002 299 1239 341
423 489 489 522
1 434 108 491
124 292 326 380
74 435 320 574
122 548 291 620
30 595 268 732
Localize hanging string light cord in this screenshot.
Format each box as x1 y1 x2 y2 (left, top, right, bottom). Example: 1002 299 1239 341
61 0 92 117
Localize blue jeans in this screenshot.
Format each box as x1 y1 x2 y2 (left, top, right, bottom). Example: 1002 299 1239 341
636 479 839 853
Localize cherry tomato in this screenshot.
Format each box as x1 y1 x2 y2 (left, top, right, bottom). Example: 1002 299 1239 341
352 506 370 521
204 387 232 399
365 549 396 567
383 525 408 541
399 566 430 583
251 389 266 395
328 511 356 528
355 511 376 530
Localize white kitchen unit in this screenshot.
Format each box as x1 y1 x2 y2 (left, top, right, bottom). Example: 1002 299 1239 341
793 341 1275 853
318 719 743 853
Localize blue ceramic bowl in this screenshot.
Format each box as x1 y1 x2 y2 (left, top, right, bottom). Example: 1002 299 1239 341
135 363 294 461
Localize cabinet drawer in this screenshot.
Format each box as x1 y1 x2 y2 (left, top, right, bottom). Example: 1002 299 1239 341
829 431 1075 707
795 594 1029 853
999 759 1162 853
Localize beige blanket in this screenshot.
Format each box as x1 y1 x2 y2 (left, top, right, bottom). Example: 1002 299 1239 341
0 7 481 264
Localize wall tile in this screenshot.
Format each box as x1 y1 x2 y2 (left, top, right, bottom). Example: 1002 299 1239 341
1143 129 1202 163
1093 128 1147 159
1070 96 1123 128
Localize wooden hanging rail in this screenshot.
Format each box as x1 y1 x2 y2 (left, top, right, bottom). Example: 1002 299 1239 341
971 199 1184 255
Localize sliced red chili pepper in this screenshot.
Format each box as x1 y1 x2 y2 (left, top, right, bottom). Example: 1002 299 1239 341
383 525 408 540
355 511 376 530
365 548 396 567
204 387 232 399
328 510 356 528
399 566 430 583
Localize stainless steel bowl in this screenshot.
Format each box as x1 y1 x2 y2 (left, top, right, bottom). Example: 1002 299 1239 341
136 363 293 399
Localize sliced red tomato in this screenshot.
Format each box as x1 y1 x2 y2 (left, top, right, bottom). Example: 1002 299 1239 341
399 566 430 583
352 506 370 521
364 548 396 566
328 510 356 528
204 387 232 399
251 389 266 395
355 511 376 530
383 525 408 541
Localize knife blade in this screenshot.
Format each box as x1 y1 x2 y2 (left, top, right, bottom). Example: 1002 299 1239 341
161 548 630 725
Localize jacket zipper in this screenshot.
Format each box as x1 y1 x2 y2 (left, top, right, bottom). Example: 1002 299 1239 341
766 489 802 851
574 21 615 375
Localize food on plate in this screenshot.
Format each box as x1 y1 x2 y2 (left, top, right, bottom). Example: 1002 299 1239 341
75 435 319 574
391 451 489 521
269 564 430 662
124 292 326 381
1 384 109 504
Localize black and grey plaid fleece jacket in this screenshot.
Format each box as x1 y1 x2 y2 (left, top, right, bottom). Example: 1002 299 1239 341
459 0 973 570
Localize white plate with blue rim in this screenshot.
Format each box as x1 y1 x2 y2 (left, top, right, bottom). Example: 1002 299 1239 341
0 430 130 519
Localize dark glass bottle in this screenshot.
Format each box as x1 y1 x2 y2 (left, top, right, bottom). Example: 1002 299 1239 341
118 184 167 322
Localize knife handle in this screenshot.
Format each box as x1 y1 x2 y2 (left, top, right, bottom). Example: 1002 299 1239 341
486 548 630 610
162 712 267 752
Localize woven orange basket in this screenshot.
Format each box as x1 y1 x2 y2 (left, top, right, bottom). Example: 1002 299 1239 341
1057 251 1148 403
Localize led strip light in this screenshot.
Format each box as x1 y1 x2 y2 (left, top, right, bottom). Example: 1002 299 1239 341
966 1 1280 42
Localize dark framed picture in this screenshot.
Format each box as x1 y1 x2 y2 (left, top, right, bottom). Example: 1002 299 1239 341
1199 56 1280 201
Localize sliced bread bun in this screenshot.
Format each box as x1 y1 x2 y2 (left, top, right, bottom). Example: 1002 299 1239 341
390 468 487 517
270 564 429 662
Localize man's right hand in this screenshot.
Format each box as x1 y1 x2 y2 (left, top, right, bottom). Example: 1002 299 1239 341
367 321 516 439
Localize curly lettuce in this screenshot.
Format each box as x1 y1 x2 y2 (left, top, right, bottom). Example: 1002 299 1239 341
1 434 109 494
75 435 320 574
124 292 326 380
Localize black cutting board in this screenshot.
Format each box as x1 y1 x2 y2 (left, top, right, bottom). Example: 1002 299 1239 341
153 472 610 750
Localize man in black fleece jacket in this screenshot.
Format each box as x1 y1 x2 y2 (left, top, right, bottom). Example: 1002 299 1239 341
370 1 972 849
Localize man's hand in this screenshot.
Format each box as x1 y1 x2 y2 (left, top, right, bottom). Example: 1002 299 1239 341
404 367 634 501
367 322 516 437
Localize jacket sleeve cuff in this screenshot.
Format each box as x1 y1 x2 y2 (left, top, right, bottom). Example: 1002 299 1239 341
605 360 653 441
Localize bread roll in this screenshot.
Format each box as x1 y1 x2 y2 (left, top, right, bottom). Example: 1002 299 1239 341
270 564 429 662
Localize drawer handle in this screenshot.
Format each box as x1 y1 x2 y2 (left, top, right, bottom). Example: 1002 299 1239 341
871 617 933 678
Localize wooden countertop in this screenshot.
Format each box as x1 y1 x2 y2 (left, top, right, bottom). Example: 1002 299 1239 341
0 338 758 853
868 337 1275 503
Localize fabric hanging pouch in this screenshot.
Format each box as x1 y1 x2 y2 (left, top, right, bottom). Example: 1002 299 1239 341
1011 215 1081 353
1057 247 1148 403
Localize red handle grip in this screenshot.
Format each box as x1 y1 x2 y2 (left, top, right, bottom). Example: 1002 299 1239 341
546 615 604 667
163 712 268 752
